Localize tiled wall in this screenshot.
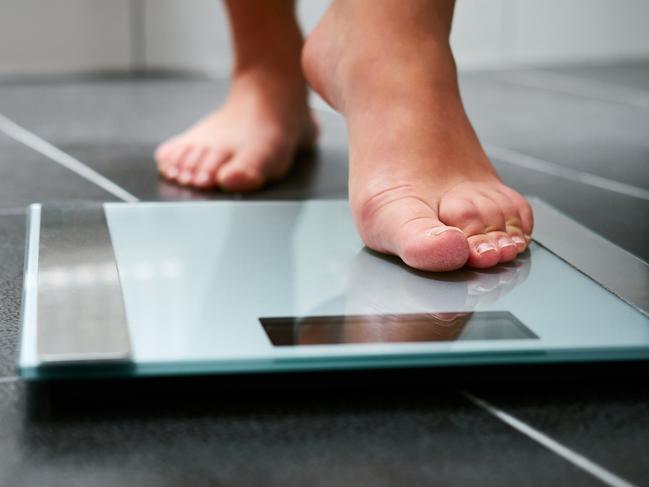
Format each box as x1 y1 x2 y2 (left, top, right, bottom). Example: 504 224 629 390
2 0 649 76
0 0 133 75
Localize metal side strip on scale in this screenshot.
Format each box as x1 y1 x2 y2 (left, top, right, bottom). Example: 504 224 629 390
36 204 132 364
530 198 649 317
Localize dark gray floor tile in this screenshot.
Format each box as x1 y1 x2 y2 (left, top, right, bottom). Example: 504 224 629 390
493 159 649 262
461 74 649 191
474 381 649 486
0 132 117 209
0 214 25 378
0 380 599 487
0 77 232 146
546 60 649 92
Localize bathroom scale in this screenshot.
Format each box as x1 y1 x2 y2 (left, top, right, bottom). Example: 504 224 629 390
17 199 649 381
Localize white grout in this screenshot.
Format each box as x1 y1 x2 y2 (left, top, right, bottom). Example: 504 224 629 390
485 144 649 202
461 391 639 487
0 113 139 203
496 69 649 110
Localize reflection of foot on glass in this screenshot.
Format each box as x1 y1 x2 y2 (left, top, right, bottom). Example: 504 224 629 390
340 248 531 317
154 0 533 272
296 313 472 345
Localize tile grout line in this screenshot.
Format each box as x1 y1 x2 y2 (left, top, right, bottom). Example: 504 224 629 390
0 112 137 388
0 112 140 203
485 144 649 202
461 390 639 487
494 69 649 110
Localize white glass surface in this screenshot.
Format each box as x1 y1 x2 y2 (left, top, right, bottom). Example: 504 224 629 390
18 200 649 378
101 200 649 375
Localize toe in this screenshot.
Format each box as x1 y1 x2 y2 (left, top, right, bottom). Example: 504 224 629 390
500 186 534 240
159 144 189 181
439 195 505 268
471 194 507 234
486 188 530 253
399 221 470 271
466 234 500 268
216 146 287 192
439 196 484 236
217 163 265 193
192 148 231 188
154 138 177 165
487 231 518 263
356 193 470 272
177 146 206 186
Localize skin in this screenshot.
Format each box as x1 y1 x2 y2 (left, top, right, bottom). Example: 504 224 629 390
155 0 533 272
155 0 317 192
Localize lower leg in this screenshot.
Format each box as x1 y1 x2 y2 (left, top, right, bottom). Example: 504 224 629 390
303 0 533 271
155 0 316 191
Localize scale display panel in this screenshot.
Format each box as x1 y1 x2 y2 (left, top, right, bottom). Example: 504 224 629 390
17 200 649 380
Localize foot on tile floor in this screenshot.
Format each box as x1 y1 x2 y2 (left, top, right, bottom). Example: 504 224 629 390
155 64 317 192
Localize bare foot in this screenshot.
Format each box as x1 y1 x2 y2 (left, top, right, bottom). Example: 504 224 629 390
302 0 533 271
154 67 317 192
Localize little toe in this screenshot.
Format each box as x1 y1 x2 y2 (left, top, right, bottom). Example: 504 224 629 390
507 230 528 253
466 234 500 268
500 186 534 238
484 189 529 253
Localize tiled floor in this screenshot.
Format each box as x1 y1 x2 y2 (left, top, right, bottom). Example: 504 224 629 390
0 61 648 486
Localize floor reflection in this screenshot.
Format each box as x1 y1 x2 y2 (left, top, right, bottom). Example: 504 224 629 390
288 246 532 345
306 246 534 316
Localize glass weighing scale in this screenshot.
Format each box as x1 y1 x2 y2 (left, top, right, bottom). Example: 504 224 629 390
17 199 649 380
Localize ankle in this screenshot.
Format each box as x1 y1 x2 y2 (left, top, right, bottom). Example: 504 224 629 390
229 12 304 78
303 0 458 112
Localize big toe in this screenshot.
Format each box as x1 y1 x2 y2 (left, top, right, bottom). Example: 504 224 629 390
399 223 470 271
356 195 470 272
216 144 291 192
217 165 265 192
155 139 185 180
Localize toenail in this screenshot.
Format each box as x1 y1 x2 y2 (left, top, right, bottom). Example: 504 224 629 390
166 167 179 178
476 242 497 254
426 226 463 237
195 172 209 184
512 236 526 246
179 171 192 183
498 237 516 248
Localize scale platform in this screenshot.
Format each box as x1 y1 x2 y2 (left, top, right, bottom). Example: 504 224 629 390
17 199 649 380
